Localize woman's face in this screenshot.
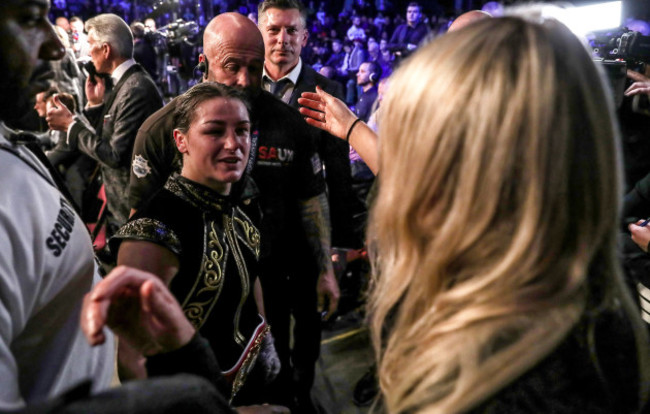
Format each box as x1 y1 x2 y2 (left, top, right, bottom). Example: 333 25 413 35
175 97 250 194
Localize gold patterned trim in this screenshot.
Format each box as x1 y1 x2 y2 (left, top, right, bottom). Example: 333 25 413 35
225 214 249 346
226 320 270 402
233 211 261 259
112 218 182 255
181 217 228 330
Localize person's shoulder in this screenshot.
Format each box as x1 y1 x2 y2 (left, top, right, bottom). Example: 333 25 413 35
310 68 343 93
138 98 177 134
124 66 161 95
254 90 302 120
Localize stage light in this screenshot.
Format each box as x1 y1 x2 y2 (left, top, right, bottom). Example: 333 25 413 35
543 1 622 37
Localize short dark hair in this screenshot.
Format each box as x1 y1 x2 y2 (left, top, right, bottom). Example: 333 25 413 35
407 2 421 11
258 0 307 28
174 82 250 134
130 21 145 39
55 92 76 113
364 61 381 82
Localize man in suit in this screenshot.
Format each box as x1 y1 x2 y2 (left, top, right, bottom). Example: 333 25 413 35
47 13 163 235
257 0 365 410
258 0 364 249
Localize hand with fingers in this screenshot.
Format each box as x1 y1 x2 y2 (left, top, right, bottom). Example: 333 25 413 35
298 86 359 140
81 265 195 356
46 94 74 131
625 69 650 97
629 219 650 253
318 268 340 321
85 74 106 106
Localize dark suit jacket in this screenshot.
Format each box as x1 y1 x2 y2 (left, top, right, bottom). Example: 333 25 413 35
289 64 365 248
69 63 163 228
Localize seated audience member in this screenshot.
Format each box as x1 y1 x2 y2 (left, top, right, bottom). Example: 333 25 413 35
303 7 650 413
319 65 336 79
354 61 379 123
347 15 366 42
109 83 279 405
324 38 345 71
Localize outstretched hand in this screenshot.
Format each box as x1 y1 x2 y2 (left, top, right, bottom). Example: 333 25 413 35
81 266 195 356
298 86 359 140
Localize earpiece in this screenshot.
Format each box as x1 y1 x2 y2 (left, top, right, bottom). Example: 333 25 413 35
196 54 209 76
369 72 378 83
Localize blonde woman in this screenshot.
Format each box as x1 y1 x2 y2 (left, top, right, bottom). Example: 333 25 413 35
303 8 650 414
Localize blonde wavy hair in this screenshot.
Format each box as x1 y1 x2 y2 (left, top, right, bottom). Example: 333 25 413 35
368 11 649 414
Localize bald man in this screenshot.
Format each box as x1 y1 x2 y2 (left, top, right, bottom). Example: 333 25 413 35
448 10 492 32
127 13 339 410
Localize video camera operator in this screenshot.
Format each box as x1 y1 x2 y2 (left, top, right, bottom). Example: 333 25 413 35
131 21 159 82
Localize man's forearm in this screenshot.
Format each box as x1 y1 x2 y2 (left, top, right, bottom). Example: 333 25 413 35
299 192 333 275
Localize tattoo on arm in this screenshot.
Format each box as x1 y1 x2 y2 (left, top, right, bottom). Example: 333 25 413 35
299 193 332 274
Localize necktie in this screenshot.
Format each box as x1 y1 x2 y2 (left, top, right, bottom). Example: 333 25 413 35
270 78 291 99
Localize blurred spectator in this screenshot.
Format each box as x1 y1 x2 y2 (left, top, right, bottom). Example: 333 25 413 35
55 15 72 45
367 37 379 62
354 61 378 122
45 91 98 213
70 16 90 58
130 21 158 82
56 15 71 33
325 38 345 70
377 38 393 77
387 2 429 59
144 17 157 31
347 15 366 42
319 65 336 79
51 24 86 109
342 36 366 104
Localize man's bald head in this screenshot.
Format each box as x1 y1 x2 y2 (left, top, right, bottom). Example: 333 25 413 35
448 10 492 32
201 13 265 92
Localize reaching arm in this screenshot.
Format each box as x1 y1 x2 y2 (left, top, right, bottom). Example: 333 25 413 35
299 193 340 320
115 240 180 379
299 87 380 174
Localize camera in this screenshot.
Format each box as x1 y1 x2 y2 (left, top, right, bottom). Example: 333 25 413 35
157 19 199 47
591 29 650 73
591 29 650 109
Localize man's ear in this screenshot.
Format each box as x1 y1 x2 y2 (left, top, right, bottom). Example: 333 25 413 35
102 42 111 60
301 27 309 48
173 129 188 153
197 53 208 81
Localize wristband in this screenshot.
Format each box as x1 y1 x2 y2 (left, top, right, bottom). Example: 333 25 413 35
346 118 362 143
